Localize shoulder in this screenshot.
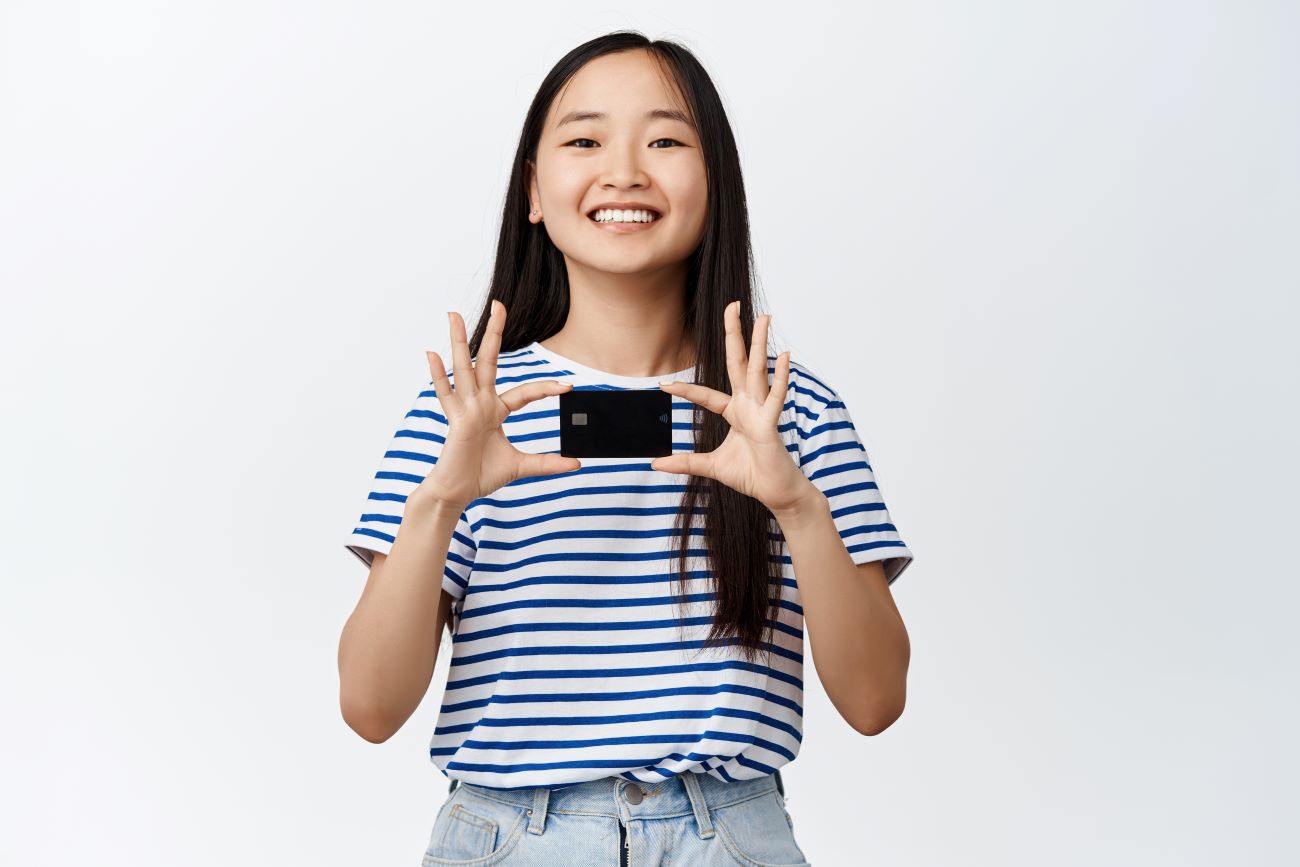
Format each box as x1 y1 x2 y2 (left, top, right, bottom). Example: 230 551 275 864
774 356 844 455
784 357 844 420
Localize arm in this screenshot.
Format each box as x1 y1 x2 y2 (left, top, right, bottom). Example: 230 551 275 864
773 488 911 735
337 491 462 743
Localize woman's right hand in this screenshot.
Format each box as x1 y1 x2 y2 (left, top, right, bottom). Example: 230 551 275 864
415 299 581 513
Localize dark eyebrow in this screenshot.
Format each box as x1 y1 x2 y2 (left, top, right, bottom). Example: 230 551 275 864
555 108 694 129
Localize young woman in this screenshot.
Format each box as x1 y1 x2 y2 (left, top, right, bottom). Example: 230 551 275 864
339 31 914 866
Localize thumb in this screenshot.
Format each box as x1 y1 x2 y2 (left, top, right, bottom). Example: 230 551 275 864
516 452 582 479
651 453 707 477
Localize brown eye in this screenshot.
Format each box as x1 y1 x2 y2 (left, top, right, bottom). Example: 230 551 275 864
650 139 684 148
565 138 598 148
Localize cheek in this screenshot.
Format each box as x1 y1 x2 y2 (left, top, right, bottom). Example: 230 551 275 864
665 168 709 219
668 183 709 238
533 162 586 210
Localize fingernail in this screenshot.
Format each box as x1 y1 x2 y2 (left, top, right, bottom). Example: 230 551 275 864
658 380 673 387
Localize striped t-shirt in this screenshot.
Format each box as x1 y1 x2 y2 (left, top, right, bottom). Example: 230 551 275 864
345 338 914 791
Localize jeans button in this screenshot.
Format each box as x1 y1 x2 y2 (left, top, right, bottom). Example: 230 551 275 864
624 784 643 805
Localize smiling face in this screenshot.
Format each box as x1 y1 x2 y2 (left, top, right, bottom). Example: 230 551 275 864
527 49 708 276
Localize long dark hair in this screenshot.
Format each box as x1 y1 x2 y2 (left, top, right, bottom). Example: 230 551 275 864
464 31 783 666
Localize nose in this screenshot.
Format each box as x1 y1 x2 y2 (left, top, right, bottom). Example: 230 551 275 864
599 142 650 189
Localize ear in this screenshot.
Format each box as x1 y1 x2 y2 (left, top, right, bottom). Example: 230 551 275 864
525 161 539 213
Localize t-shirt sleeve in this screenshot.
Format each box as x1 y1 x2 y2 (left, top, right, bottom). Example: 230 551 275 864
792 372 915 586
343 380 476 602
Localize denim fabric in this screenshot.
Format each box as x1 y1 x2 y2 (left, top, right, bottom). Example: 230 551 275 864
420 770 809 866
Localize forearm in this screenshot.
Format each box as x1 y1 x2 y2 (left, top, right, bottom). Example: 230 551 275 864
338 490 463 740
774 487 909 734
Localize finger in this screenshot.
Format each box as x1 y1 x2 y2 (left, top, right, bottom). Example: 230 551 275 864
448 311 476 396
426 350 464 416
650 451 713 478
765 350 791 423
724 300 748 396
499 378 574 414
477 300 506 393
748 313 771 400
659 380 730 416
515 451 582 480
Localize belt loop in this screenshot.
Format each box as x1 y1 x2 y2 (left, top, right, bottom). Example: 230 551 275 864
679 771 715 839
527 785 551 835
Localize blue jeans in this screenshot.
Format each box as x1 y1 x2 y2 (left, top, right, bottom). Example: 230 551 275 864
420 770 809 866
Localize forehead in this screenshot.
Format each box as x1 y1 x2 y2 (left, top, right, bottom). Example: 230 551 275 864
547 50 689 127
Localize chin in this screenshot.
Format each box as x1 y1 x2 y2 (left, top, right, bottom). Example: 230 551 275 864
569 251 670 275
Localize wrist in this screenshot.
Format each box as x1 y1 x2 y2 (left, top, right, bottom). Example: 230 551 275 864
769 482 829 529
407 485 468 523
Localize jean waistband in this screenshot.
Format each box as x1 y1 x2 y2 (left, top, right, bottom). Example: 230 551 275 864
448 769 784 836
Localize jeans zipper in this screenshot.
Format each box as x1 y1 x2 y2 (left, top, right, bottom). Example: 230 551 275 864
619 819 628 865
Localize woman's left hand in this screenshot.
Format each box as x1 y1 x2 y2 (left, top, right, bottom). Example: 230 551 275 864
650 301 821 517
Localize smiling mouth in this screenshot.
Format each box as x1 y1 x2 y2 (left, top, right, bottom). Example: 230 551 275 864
587 208 663 223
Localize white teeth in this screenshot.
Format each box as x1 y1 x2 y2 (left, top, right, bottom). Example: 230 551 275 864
591 208 659 223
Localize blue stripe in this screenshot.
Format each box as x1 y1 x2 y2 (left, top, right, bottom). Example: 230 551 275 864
437 704 802 741
450 636 803 668
455 613 803 645
445 661 803 698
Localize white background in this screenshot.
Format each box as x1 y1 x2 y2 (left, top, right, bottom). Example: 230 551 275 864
2 2 1296 865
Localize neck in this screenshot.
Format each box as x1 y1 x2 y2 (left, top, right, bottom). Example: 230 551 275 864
542 260 695 377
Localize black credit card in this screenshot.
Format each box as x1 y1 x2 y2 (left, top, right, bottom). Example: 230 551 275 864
559 388 674 458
